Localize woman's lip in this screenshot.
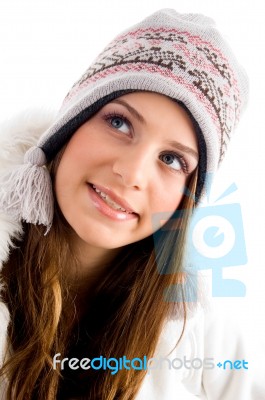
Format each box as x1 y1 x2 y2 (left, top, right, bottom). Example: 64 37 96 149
89 183 137 214
87 183 139 222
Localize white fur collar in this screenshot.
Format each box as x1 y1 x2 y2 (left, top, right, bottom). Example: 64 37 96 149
0 110 56 270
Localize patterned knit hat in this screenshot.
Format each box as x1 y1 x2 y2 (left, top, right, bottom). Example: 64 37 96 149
0 9 248 232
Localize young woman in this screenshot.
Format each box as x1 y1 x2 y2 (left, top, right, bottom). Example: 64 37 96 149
0 8 260 400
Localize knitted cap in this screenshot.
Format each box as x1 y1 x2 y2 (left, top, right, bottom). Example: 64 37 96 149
0 9 249 232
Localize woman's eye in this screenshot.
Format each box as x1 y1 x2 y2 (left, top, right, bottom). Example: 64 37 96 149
110 116 130 135
160 153 186 172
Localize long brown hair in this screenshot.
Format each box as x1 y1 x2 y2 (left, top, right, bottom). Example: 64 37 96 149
0 150 197 399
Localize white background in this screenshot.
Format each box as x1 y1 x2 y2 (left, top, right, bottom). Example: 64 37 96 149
0 0 264 394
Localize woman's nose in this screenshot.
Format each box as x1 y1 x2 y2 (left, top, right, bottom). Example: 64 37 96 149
112 146 153 190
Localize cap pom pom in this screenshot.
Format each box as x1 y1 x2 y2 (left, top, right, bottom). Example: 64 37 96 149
0 146 54 234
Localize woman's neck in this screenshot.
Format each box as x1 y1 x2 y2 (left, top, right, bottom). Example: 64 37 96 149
67 231 121 317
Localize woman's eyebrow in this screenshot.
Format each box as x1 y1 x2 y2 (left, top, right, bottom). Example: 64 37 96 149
111 99 146 124
110 99 198 161
167 140 199 161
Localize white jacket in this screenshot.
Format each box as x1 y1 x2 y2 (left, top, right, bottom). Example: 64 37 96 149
0 112 264 399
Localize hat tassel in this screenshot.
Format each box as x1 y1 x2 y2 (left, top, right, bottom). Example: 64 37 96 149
0 147 54 234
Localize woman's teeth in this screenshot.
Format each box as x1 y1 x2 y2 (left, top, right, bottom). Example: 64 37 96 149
92 185 132 213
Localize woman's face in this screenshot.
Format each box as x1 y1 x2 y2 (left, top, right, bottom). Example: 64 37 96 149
55 92 198 250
